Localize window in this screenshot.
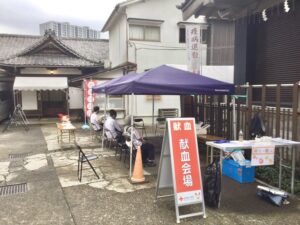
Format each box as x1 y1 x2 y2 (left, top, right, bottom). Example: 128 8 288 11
129 24 160 42
179 27 186 43
179 27 207 44
94 94 124 110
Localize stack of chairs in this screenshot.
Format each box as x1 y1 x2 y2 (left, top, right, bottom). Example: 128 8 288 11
155 108 179 135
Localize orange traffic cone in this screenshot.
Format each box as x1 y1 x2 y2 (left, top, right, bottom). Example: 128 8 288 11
131 146 145 183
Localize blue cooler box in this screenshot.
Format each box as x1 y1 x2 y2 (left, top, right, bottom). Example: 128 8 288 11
222 159 255 183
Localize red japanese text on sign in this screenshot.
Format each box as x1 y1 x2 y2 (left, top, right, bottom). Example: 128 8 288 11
169 119 201 193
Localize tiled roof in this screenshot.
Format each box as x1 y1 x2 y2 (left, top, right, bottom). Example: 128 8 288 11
0 55 99 67
0 33 109 67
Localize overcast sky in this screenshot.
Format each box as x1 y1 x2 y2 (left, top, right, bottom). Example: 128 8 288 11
0 0 125 38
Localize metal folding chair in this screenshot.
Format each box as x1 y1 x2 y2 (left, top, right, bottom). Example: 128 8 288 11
103 129 117 149
133 118 147 137
155 117 166 136
75 142 99 182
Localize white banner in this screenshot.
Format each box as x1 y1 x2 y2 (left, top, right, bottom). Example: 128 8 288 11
186 25 201 74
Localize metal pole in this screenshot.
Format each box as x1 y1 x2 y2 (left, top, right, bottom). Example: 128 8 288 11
291 147 296 194
101 94 107 150
232 97 237 140
152 95 155 134
279 148 282 189
129 93 134 178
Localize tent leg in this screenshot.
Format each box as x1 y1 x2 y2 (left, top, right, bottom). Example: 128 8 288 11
129 93 134 179
102 95 107 150
152 95 155 134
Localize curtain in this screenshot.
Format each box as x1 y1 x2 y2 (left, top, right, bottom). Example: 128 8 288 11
129 25 144 40
145 26 160 41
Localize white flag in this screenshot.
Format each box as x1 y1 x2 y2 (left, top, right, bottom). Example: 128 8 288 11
186 25 202 74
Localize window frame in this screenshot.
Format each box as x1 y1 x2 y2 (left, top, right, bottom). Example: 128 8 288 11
178 26 208 44
129 24 161 42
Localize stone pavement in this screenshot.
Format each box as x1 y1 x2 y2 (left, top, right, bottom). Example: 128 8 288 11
0 123 299 225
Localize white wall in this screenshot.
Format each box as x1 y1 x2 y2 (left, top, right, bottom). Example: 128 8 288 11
22 91 37 110
93 69 125 79
126 0 205 44
109 14 128 67
69 87 83 109
167 64 234 83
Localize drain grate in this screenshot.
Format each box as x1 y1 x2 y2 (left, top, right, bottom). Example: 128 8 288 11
0 183 28 196
9 153 31 160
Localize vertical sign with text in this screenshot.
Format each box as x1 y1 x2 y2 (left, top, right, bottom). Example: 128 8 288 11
186 25 201 74
169 118 203 206
84 80 97 117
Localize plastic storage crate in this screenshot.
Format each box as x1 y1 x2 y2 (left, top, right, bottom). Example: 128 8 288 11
222 159 255 183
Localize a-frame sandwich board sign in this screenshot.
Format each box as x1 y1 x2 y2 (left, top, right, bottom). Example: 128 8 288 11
155 118 206 223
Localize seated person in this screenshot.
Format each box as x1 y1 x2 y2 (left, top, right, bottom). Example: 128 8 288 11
90 106 104 132
124 126 156 167
104 109 124 144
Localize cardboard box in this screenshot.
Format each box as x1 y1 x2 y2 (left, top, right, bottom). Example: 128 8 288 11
222 159 255 183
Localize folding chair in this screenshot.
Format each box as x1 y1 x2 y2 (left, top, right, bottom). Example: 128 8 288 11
75 142 100 182
133 118 147 137
114 142 129 161
90 125 102 142
103 129 117 149
155 117 166 136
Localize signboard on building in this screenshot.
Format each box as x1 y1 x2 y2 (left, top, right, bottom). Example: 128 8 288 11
155 118 206 223
186 25 202 74
251 145 275 166
84 80 97 117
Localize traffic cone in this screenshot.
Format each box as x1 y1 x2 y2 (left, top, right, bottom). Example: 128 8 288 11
131 146 145 183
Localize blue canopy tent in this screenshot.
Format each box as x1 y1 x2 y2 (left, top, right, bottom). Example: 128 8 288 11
93 65 234 95
92 65 234 177
93 71 137 94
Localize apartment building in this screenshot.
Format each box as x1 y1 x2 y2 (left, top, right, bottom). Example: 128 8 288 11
40 21 101 39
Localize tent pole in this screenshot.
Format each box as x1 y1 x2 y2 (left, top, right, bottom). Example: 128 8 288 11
102 94 107 150
152 95 155 134
130 93 134 178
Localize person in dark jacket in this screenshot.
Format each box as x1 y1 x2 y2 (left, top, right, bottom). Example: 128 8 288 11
249 112 266 139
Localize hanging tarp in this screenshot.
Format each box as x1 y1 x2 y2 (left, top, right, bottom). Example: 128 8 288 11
92 65 234 95
13 77 68 91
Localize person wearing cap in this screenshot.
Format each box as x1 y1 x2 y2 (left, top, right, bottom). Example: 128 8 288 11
124 125 156 167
